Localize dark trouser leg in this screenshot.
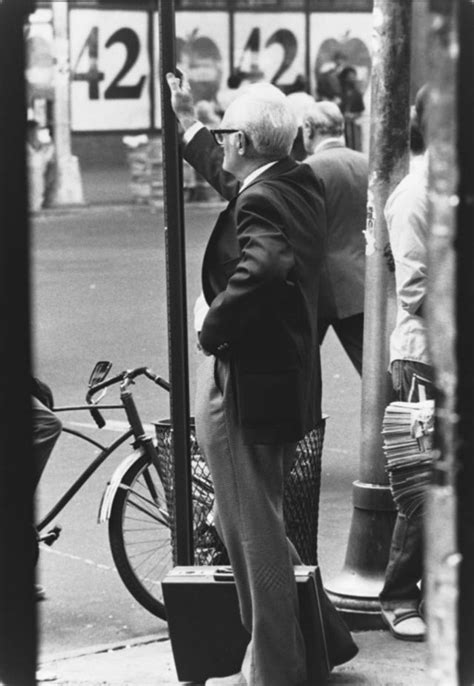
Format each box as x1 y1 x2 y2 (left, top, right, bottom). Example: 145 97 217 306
379 512 424 608
380 360 435 609
31 396 62 490
318 313 364 376
194 356 307 686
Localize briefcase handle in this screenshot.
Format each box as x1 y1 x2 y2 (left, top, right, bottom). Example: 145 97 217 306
213 567 234 582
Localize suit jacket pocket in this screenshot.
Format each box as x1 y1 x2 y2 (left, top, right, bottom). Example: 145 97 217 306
220 256 240 279
236 369 300 427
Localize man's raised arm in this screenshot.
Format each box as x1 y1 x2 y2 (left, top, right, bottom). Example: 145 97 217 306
165 72 238 200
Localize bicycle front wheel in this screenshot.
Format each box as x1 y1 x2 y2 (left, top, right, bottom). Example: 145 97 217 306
108 454 172 619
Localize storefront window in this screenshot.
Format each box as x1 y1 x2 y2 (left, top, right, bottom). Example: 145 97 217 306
308 0 372 10
178 0 307 8
178 0 229 8
56 0 373 10
233 0 303 8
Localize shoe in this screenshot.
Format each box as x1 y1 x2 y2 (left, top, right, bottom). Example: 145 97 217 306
35 584 46 601
381 607 426 642
206 673 247 686
419 599 425 619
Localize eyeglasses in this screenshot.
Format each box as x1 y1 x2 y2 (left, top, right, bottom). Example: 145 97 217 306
210 128 240 146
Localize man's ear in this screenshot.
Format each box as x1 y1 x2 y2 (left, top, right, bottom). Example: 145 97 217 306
236 130 247 155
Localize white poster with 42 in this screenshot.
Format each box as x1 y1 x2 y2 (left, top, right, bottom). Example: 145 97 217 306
70 10 150 131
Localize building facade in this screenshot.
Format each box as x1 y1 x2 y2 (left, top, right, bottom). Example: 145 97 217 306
28 0 373 135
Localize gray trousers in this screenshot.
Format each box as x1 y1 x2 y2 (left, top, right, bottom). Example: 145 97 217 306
194 355 307 686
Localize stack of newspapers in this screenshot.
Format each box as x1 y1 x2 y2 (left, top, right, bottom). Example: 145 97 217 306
382 400 435 516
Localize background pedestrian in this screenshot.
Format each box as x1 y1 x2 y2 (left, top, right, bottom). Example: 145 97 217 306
302 100 368 376
379 85 432 642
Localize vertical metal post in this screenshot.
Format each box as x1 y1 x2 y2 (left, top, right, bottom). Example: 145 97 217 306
157 1 194 566
325 0 412 628
0 0 37 683
457 1 474 680
424 2 459 683
304 0 311 90
48 0 84 207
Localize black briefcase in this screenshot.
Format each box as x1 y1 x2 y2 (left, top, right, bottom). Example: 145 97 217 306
162 565 330 684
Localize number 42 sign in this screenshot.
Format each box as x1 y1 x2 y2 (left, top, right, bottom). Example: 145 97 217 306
70 10 150 131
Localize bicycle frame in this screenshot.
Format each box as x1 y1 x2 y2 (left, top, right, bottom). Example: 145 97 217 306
37 365 170 535
37 410 134 533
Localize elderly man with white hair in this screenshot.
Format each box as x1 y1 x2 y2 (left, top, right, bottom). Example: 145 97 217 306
165 74 328 686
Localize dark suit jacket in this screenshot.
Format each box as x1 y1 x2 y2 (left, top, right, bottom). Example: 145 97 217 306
304 141 368 320
185 128 327 444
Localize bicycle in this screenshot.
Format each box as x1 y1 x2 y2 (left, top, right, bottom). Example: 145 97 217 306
37 360 224 621
39 360 325 621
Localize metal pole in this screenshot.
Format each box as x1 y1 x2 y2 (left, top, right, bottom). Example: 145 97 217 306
423 3 459 682
0 0 37 683
48 0 84 207
157 0 194 566
325 0 412 629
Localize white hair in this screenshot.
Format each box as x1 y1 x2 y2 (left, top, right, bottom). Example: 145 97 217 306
223 83 297 160
303 101 345 137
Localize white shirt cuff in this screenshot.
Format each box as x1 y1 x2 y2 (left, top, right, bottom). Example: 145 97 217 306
183 121 205 145
193 292 209 333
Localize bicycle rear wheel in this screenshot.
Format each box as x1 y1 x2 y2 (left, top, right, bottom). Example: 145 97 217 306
108 454 172 619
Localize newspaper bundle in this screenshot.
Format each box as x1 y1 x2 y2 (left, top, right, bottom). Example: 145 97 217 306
382 400 436 516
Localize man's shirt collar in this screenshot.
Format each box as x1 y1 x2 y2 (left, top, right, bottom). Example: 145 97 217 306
314 136 345 153
240 161 278 192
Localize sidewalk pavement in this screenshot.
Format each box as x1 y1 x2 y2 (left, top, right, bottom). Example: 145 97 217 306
39 630 429 685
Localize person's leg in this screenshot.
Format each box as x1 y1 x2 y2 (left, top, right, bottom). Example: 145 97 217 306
31 396 62 489
380 512 424 607
380 360 435 640
329 313 364 376
195 356 306 686
391 360 435 402
31 396 62 601
317 318 330 346
379 511 425 641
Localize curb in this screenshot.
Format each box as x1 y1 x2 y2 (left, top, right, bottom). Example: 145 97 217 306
33 200 226 218
33 202 146 217
39 634 168 665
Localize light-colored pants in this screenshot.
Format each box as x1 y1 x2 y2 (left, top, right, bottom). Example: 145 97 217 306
194 355 307 686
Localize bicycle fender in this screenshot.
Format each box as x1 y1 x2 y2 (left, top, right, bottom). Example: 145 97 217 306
97 450 144 524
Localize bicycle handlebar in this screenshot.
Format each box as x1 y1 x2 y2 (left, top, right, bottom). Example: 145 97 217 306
85 366 170 428
89 407 106 429
142 369 171 392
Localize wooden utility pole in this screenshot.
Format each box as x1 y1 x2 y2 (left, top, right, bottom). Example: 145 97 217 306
423 4 458 683
325 0 412 628
425 0 474 683
48 0 84 207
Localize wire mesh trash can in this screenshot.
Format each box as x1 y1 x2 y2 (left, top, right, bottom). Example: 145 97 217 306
154 418 326 567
